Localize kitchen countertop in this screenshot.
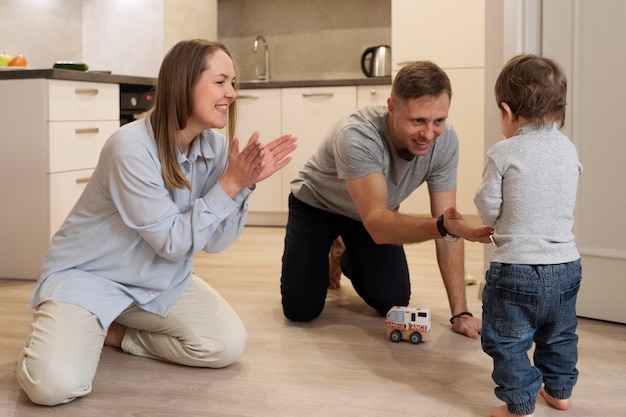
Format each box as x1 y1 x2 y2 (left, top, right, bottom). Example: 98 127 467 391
0 68 156 86
0 68 391 89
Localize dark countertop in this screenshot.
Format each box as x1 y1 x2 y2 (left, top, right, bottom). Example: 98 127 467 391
0 68 156 86
0 68 391 89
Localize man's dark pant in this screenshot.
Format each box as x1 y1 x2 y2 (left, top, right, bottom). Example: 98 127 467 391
280 193 411 321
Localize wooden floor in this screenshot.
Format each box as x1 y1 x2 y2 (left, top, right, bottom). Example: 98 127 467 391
1 226 625 417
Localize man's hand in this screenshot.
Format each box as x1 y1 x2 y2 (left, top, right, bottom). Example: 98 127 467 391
444 206 493 243
452 314 482 339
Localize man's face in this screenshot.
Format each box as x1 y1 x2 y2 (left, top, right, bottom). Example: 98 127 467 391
387 93 450 157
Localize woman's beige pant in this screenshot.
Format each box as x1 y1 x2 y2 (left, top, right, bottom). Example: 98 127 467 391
16 275 247 406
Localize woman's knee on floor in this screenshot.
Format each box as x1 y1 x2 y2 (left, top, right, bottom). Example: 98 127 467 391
16 353 93 406
178 320 248 368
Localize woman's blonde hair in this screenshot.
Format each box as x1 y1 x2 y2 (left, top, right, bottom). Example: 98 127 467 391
150 39 239 190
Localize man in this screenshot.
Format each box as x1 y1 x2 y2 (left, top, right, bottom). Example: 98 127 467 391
280 61 492 339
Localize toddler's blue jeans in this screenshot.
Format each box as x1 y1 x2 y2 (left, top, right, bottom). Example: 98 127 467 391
481 260 581 415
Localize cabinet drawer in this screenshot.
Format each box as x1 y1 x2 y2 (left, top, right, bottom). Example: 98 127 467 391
49 169 93 237
48 80 119 121
357 85 391 108
48 120 119 173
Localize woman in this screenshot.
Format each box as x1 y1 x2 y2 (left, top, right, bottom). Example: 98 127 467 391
16 39 297 406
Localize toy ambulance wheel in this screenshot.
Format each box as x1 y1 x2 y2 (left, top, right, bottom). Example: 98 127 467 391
409 332 422 344
389 330 402 343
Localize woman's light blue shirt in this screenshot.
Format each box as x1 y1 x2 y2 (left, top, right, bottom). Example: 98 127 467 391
30 118 252 327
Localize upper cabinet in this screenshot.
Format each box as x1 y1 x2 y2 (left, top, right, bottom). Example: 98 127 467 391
391 0 485 216
392 0 485 71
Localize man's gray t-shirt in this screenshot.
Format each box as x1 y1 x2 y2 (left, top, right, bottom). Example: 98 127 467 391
291 106 459 221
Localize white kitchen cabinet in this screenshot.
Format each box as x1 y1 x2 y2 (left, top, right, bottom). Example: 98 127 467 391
233 88 284 222
391 0 485 216
236 83 393 225
281 86 357 211
391 0 485 72
0 79 119 279
399 68 485 216
357 84 391 108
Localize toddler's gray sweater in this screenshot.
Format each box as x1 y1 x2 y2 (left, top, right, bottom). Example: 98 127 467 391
474 123 582 265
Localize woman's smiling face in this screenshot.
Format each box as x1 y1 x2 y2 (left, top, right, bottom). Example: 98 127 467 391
188 49 237 131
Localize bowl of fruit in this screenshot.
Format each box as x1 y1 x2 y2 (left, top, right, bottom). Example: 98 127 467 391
0 52 27 69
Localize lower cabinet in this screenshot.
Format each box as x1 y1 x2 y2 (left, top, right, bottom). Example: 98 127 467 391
281 86 357 211
357 84 391 108
0 78 119 279
234 89 283 215
239 85 377 226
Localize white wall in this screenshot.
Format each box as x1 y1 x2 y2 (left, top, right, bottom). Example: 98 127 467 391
484 0 626 323
83 0 217 78
0 0 217 77
82 0 165 77
543 0 626 324
0 0 82 69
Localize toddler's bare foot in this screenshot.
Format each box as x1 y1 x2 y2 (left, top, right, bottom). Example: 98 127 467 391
490 405 533 417
540 386 571 410
328 237 345 289
104 321 127 348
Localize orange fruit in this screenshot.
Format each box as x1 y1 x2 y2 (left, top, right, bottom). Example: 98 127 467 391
8 55 27 67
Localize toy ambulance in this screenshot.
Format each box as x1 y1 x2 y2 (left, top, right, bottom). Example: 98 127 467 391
385 306 431 344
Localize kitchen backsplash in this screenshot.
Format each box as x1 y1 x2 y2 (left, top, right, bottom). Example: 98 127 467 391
218 0 391 81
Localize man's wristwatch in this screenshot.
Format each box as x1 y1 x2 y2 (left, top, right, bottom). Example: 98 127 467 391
437 214 460 242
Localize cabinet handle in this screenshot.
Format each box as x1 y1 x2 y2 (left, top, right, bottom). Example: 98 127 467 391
75 177 91 184
370 89 378 95
396 61 411 67
302 93 334 98
75 88 99 95
75 127 100 134
237 94 260 100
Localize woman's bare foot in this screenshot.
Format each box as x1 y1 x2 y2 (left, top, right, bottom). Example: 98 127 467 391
540 386 571 410
328 237 345 289
490 405 532 417
104 321 127 348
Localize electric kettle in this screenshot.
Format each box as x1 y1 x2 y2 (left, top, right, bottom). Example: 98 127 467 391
361 45 391 77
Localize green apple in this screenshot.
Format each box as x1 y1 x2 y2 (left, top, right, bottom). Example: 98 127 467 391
0 52 12 66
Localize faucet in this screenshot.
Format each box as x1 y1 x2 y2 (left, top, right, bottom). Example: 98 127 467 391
253 35 269 81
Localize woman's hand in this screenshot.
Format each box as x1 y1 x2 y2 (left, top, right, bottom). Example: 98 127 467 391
254 133 297 183
219 132 266 198
444 206 494 243
219 132 297 199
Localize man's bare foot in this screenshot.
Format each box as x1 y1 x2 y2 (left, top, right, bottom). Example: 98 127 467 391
328 236 345 289
540 386 571 410
104 321 127 348
490 405 532 417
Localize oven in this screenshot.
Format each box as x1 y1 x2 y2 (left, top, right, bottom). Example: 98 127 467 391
120 83 155 125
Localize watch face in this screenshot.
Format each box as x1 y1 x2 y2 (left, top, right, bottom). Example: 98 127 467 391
443 234 460 242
